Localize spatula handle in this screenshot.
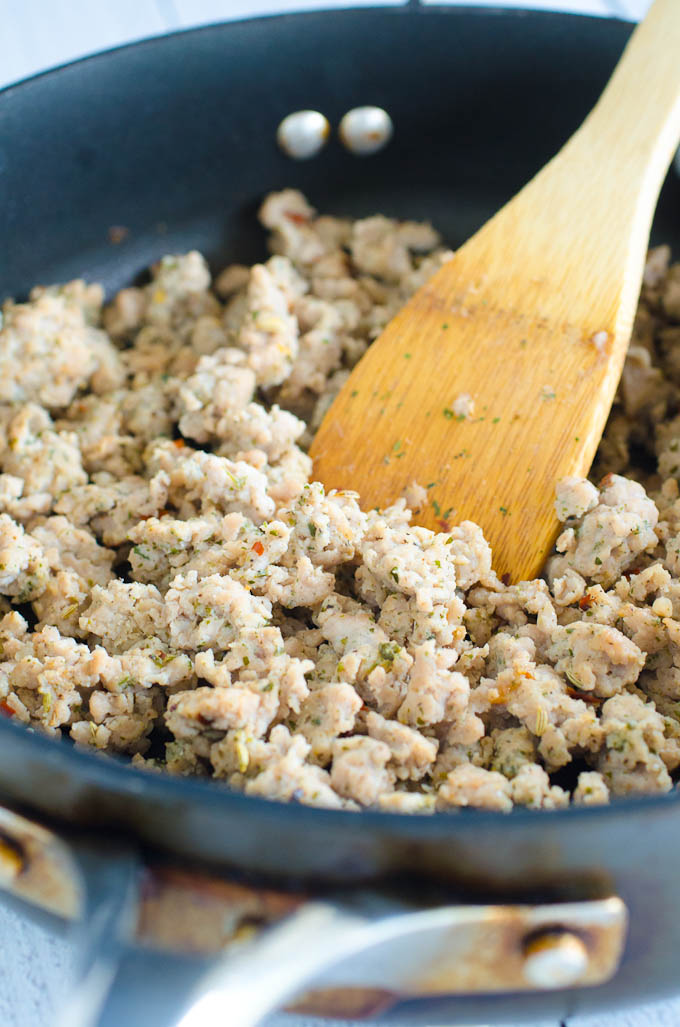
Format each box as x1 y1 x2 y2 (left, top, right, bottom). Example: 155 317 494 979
571 0 680 194
486 0 680 337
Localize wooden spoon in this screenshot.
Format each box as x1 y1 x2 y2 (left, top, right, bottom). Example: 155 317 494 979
310 0 680 583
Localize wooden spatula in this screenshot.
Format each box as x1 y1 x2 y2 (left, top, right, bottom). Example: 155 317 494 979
310 0 680 583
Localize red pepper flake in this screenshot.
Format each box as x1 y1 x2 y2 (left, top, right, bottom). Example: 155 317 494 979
437 519 450 532
284 211 308 224
598 472 615 489
173 438 185 448
0 701 14 718
579 593 596 610
251 540 265 556
501 572 511 586
567 688 602 705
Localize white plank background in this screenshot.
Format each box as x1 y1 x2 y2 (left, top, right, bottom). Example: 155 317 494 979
0 1 676 1026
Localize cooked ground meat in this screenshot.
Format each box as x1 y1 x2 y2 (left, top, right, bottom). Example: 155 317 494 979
2 190 680 813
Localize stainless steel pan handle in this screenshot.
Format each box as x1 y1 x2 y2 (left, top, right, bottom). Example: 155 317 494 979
173 893 628 1027
175 902 371 1027
0 803 628 1027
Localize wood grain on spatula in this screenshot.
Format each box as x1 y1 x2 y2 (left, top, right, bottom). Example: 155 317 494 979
310 0 680 583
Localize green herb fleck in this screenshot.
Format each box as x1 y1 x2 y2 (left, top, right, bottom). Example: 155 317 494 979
379 641 400 664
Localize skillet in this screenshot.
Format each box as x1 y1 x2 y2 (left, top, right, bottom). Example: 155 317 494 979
1 5 680 1025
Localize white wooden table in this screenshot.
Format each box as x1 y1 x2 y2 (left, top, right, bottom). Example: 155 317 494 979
0 1 676 1025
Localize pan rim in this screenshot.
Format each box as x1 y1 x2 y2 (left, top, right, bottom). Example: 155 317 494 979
0 4 628 100
2 710 677 836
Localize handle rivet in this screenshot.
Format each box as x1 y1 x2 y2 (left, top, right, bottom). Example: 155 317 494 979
339 106 393 155
277 110 330 160
522 930 589 988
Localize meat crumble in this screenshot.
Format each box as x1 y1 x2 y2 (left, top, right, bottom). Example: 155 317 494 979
1 189 680 813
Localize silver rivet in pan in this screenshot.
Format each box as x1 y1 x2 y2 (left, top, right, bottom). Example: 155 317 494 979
277 110 330 160
339 106 393 156
522 930 589 989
